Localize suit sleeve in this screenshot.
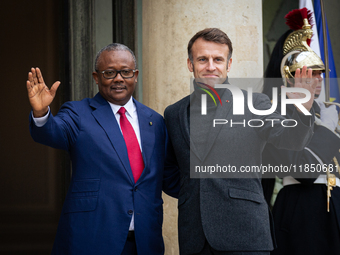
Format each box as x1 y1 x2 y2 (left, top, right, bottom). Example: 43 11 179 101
254 93 314 151
162 122 180 198
262 97 340 185
262 124 340 183
29 102 80 151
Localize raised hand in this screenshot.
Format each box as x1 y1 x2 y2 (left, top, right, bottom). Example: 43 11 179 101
26 67 60 117
286 65 316 113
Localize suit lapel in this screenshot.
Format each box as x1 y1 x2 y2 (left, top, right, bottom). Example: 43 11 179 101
134 99 154 184
179 95 202 160
90 93 134 185
179 98 190 147
200 89 233 162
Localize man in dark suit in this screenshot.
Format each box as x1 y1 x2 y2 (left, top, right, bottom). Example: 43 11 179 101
164 28 317 254
27 43 179 255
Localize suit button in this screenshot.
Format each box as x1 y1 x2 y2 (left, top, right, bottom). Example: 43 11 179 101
134 187 138 191
128 210 133 215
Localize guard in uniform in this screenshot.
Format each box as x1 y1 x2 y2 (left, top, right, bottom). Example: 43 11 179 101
262 8 340 255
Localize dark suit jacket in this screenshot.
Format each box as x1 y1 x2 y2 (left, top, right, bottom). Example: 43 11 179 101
164 88 314 254
29 93 179 255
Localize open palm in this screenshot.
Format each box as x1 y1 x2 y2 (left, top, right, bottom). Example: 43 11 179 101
286 66 316 112
26 67 60 117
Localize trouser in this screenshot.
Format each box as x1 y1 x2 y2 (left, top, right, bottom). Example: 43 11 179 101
121 231 137 255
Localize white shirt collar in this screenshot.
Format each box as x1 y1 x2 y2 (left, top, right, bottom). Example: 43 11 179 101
108 97 136 118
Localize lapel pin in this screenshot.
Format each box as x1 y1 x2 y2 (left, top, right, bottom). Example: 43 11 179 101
149 122 153 126
226 100 229 103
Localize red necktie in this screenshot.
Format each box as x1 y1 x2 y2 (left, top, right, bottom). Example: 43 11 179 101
118 107 144 182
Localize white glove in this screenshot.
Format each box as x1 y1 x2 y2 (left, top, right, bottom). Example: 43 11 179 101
319 103 338 131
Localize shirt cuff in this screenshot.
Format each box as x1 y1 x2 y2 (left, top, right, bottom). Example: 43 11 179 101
32 107 50 127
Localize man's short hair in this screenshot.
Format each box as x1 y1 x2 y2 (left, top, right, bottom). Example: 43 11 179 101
94 43 137 71
187 28 233 63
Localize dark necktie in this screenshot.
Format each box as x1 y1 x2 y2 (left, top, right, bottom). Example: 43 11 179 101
118 107 144 182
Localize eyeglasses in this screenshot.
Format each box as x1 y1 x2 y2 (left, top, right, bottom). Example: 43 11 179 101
97 69 137 79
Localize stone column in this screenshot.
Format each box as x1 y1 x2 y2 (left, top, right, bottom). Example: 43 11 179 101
142 1 263 254
68 0 95 101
